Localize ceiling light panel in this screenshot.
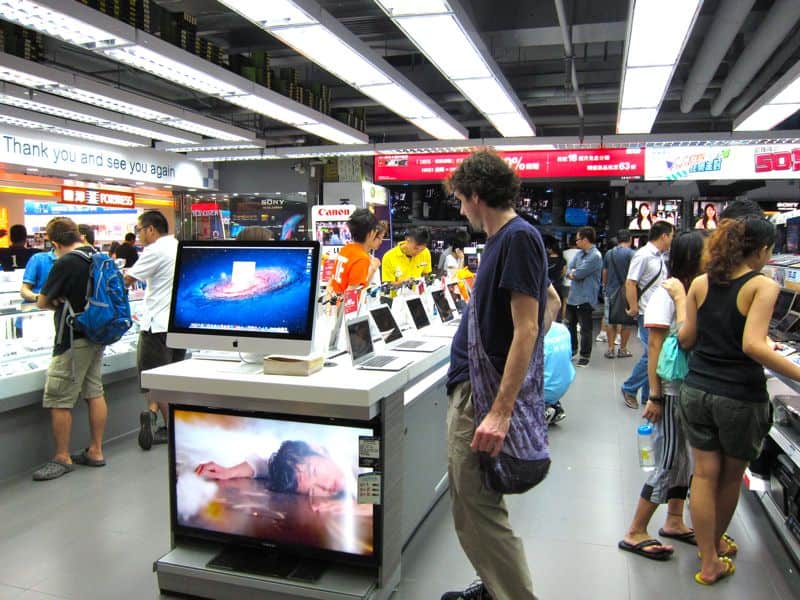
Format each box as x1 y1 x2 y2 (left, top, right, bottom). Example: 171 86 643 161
374 0 533 137
485 113 538 138
226 94 316 126
734 59 800 132
735 103 800 131
0 0 367 144
408 117 469 140
217 0 466 140
300 122 370 145
270 25 391 87
616 0 702 133
0 0 133 48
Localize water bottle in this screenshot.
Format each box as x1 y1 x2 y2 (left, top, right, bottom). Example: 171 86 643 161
637 422 656 471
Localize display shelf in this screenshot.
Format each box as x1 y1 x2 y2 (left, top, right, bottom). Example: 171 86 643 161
755 490 800 567
769 424 800 469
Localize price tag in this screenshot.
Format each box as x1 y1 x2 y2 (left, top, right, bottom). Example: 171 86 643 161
786 269 800 283
359 436 380 468
357 473 382 504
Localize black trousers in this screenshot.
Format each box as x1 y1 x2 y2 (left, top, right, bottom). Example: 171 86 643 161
566 302 594 359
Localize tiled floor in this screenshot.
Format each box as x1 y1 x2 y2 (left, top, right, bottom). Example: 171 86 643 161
1 336 799 599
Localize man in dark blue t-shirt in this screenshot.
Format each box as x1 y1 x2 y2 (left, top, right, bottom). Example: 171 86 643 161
442 151 561 600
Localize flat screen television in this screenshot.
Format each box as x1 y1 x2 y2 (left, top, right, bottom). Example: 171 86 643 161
170 404 380 568
787 217 800 254
167 240 321 356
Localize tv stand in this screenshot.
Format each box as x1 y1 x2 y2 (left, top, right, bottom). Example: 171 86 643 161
207 545 326 583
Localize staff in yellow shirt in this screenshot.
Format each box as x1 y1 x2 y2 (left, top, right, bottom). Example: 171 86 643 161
381 227 432 287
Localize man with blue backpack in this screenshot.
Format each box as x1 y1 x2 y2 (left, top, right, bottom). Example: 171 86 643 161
32 217 131 481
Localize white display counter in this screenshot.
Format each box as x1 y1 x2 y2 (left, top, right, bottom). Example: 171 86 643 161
143 333 453 600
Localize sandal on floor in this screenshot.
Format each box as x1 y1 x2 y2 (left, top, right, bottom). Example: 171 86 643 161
70 449 106 467
658 528 696 545
694 556 735 585
32 460 74 481
604 350 617 359
617 349 632 358
719 533 738 557
618 539 673 561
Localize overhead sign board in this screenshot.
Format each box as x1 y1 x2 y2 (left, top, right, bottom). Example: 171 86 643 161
0 124 217 189
60 187 135 209
374 148 644 182
646 144 800 181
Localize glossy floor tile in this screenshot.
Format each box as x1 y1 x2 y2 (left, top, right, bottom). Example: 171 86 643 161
0 335 798 599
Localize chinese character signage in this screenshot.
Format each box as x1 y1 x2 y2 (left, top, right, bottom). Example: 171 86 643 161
374 148 644 182
60 187 135 209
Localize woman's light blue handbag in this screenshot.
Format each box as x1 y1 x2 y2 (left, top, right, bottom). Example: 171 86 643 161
656 334 689 381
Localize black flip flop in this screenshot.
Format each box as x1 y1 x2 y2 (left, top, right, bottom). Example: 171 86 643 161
659 528 697 545
618 539 673 561
70 449 106 467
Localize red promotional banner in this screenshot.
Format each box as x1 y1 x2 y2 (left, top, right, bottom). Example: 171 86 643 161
190 202 221 217
343 289 361 315
60 187 135 209
374 148 644 182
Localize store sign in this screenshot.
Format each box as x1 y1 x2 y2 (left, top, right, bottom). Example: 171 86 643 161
60 186 135 209
646 144 800 181
373 148 644 182
191 202 221 217
0 124 217 189
312 205 357 219
24 200 136 215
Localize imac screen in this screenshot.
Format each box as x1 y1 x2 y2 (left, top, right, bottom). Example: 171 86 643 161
170 241 318 339
171 406 377 562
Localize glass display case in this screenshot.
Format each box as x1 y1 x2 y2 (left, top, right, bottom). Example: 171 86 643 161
0 273 143 404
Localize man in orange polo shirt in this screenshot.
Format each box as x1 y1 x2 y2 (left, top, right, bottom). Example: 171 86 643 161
329 208 382 294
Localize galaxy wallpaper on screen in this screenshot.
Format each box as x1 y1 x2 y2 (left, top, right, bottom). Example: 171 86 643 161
173 247 315 335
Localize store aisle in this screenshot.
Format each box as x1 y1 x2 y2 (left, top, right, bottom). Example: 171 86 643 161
0 339 798 600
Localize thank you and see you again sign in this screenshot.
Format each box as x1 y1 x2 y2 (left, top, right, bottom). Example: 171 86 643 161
0 124 216 190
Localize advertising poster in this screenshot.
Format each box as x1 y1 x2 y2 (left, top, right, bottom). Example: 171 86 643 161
646 144 800 181
229 197 308 240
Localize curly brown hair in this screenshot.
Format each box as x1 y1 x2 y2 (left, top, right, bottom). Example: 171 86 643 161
705 216 775 284
446 148 520 209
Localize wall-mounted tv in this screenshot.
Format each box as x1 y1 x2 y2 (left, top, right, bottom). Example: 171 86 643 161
170 405 380 568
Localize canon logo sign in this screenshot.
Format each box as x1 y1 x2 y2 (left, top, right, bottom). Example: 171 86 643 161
316 207 353 217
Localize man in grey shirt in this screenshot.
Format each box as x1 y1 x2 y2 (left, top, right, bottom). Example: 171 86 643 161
602 230 636 358
620 221 674 409
565 226 602 367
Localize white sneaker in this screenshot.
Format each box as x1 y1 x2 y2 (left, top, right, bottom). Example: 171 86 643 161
596 331 607 342
615 333 622 346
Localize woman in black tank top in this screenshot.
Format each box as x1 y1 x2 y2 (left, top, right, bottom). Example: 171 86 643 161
669 216 800 585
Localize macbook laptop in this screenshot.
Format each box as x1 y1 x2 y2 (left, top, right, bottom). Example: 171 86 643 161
772 312 800 342
406 297 431 330
369 305 445 353
431 289 459 325
346 316 412 371
447 283 467 312
771 289 795 329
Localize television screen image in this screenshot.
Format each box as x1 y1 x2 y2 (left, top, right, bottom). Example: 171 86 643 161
315 221 352 246
431 290 454 322
171 406 377 563
787 218 800 254
693 201 726 230
170 242 317 339
447 283 466 311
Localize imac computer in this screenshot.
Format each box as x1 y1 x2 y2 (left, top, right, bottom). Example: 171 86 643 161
167 240 321 356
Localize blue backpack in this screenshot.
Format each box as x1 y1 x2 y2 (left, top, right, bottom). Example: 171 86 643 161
58 249 133 346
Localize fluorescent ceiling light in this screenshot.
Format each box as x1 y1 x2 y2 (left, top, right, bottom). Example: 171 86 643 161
617 108 659 134
393 14 490 80
270 25 391 87
485 113 536 138
770 75 800 105
360 83 436 120
103 47 242 98
300 123 369 145
220 0 316 27
47 86 170 122
0 1 367 144
0 65 56 89
217 0 466 140
626 0 701 67
409 117 473 140
376 0 451 16
616 0 702 133
455 78 518 115
160 141 265 153
0 0 133 49
226 94 316 126
735 104 800 131
0 83 201 144
375 0 532 137
620 66 673 109
0 106 149 147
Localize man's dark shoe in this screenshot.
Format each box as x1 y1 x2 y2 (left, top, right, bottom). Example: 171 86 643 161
138 410 157 450
577 357 590 367
153 426 169 445
553 402 567 423
441 581 492 600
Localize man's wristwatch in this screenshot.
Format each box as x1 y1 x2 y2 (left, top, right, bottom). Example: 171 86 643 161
649 396 665 405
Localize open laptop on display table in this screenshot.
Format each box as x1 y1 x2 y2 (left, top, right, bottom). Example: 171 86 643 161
346 315 413 371
431 289 460 325
368 305 445 353
405 296 459 339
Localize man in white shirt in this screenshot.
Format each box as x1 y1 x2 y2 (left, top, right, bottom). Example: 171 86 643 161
620 221 674 409
124 211 185 449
